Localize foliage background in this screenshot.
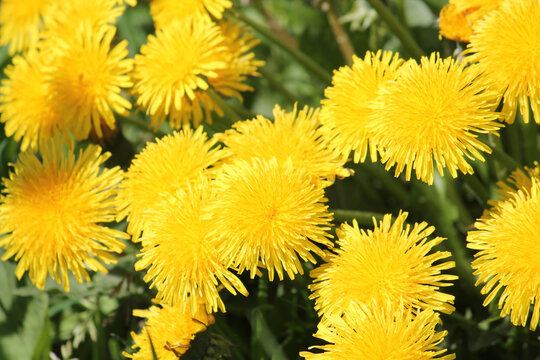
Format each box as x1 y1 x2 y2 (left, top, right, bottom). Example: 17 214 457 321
0 0 538 359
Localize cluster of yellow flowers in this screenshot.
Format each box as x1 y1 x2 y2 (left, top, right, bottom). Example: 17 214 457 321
0 0 538 358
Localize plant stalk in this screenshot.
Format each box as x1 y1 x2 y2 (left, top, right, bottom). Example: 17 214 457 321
364 0 425 59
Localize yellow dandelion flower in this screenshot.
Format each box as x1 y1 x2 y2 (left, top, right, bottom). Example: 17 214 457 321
133 19 226 129
309 212 457 319
133 18 262 129
320 50 404 163
0 138 127 292
439 0 503 42
496 162 540 200
0 0 56 54
207 157 333 281
116 127 229 240
150 0 232 29
161 20 263 128
124 304 214 360
42 0 124 39
467 177 540 330
301 303 455 360
135 178 248 314
467 0 540 124
210 20 264 100
0 50 77 151
438 4 473 43
219 104 350 185
368 53 502 185
45 24 133 139
117 0 136 6
451 0 502 17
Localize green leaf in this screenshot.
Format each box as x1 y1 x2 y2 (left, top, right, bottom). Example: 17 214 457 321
0 291 49 360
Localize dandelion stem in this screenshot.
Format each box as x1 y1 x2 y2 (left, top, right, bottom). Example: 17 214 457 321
414 182 478 292
363 162 410 205
364 0 425 59
462 173 490 204
446 178 475 226
117 113 168 138
207 88 242 127
327 0 355 66
258 66 297 105
490 147 521 172
332 209 385 225
505 123 522 164
520 113 538 166
233 11 333 83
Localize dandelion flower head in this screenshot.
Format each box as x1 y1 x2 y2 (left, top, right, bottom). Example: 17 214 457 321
117 0 136 6
0 0 56 54
309 212 457 319
133 18 262 129
439 0 503 42
116 127 229 240
150 0 232 29
45 24 133 139
207 157 333 281
133 18 227 129
467 0 540 124
0 138 127 291
41 0 124 39
125 304 214 360
219 104 350 185
320 50 404 163
438 4 473 43
0 50 71 151
467 176 540 330
301 303 455 360
209 20 264 100
148 20 263 128
489 162 540 211
368 53 501 185
135 177 248 314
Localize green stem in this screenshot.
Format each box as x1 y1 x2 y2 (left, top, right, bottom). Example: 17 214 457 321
415 183 477 292
117 113 168 138
445 178 474 227
207 88 242 127
490 147 521 172
520 114 538 166
327 0 355 66
505 123 522 164
364 0 425 59
233 11 333 83
258 66 297 105
363 162 410 205
462 173 490 204
332 209 385 225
